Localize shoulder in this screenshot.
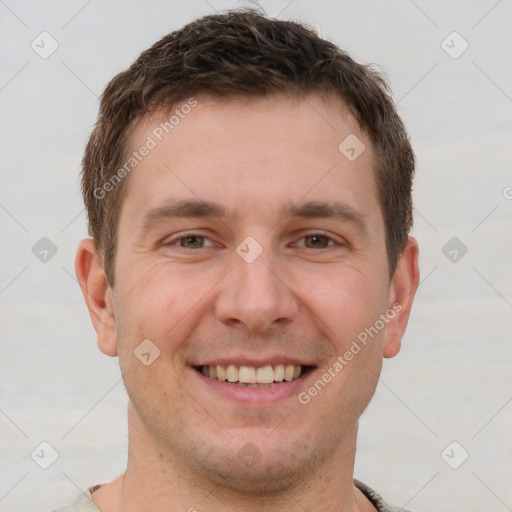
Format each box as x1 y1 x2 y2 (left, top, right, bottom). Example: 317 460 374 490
51 485 101 512
355 479 416 512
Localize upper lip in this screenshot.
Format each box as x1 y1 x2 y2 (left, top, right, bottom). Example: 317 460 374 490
191 355 315 367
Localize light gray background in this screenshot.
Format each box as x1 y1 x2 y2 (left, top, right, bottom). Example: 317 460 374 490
1 1 511 511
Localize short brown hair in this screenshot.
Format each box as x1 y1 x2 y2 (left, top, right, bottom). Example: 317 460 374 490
81 10 414 286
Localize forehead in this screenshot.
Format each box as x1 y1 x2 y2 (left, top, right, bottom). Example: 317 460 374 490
121 93 380 226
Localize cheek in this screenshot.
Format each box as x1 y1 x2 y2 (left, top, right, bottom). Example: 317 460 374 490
293 262 388 349
305 267 388 412
114 259 223 368
119 260 199 329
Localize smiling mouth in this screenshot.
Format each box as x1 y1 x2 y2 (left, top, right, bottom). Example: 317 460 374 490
195 364 314 387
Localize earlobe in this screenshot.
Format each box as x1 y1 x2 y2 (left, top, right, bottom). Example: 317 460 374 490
75 239 118 357
383 237 420 359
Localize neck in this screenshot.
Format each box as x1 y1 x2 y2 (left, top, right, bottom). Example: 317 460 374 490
92 402 373 512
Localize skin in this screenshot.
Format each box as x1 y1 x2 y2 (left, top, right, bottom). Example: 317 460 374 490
76 92 419 512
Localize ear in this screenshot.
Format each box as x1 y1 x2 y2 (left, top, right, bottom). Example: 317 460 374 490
382 236 420 358
75 238 118 357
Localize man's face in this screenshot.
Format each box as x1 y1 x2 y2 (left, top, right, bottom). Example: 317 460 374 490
102 93 407 489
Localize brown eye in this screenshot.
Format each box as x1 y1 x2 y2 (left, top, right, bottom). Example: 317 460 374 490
179 235 205 248
304 234 332 248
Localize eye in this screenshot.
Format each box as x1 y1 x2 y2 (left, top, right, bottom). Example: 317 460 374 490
167 234 215 249
298 234 334 249
180 235 205 248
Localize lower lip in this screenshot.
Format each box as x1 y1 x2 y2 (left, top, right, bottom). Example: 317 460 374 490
191 368 313 404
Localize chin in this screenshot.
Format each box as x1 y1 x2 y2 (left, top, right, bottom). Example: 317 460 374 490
183 435 332 495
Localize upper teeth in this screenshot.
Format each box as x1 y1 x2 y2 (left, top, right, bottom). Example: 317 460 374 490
201 364 302 383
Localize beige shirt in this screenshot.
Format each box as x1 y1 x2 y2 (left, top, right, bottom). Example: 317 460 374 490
51 480 414 512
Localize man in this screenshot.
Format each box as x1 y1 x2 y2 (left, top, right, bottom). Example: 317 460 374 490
58 9 419 512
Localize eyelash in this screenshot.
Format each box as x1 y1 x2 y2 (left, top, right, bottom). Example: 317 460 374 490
164 232 342 250
171 235 214 248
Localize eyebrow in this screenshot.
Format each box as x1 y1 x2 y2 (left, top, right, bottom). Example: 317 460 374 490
138 199 228 229
138 199 368 234
285 201 368 233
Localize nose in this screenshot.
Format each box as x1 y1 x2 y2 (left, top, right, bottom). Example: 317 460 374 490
214 247 299 333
